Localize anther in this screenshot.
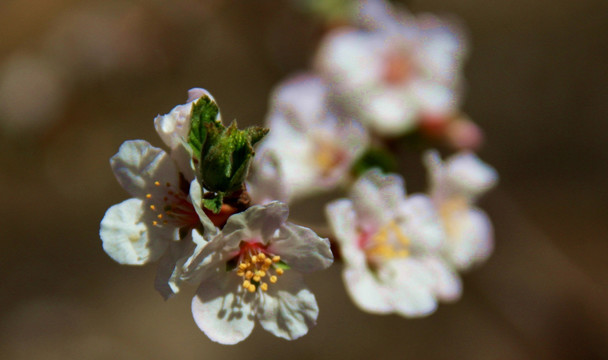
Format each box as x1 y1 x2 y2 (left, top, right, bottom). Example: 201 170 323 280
258 253 266 260
264 258 272 266
251 255 258 263
152 221 158 226
276 268 284 275
243 280 251 289
272 256 280 263
157 214 163 219
146 194 152 199
150 205 156 211
270 276 277 283
253 275 261 282
154 181 161 186
245 271 253 279
260 283 268 291
248 284 256 293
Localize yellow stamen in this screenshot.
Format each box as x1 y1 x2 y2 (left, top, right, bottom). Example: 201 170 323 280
276 268 284 275
272 256 280 263
146 194 152 199
248 284 256 293
270 276 277 283
149 205 156 211
260 283 268 291
154 181 160 186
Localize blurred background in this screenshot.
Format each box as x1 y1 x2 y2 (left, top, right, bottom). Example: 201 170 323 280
1 0 607 359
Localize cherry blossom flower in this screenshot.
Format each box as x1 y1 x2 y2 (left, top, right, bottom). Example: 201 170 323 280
184 201 333 344
99 140 218 298
326 169 460 317
314 0 467 136
256 74 369 201
154 88 219 180
424 150 498 270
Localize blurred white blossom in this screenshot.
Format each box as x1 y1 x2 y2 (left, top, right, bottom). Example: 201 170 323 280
257 74 369 201
326 169 460 317
424 150 498 270
315 0 467 136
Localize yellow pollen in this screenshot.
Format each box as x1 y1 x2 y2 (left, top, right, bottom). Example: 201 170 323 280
157 214 163 219
146 194 152 199
154 181 160 186
149 205 156 211
366 220 411 261
234 250 287 293
152 221 158 226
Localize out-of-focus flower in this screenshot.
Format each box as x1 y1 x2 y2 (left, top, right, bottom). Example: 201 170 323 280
246 149 289 205
424 150 498 270
257 74 369 201
99 140 218 298
154 88 218 180
184 202 333 344
326 169 460 317
0 53 69 136
314 0 467 136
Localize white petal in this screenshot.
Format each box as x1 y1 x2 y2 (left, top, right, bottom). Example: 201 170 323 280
343 265 393 314
246 149 289 204
325 199 368 269
257 272 319 340
418 256 462 302
100 198 171 265
191 274 255 345
384 259 438 317
222 202 289 245
188 180 220 238
409 80 457 116
351 169 406 229
445 208 494 270
269 223 333 273
399 194 445 251
155 230 204 300
110 140 179 199
269 74 328 128
445 152 498 199
361 88 419 135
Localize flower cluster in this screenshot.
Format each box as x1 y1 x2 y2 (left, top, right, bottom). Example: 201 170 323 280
100 89 333 344
99 0 499 346
247 0 499 317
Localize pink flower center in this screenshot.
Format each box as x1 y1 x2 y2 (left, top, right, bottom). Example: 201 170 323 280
146 180 199 229
233 242 286 293
382 52 414 85
358 220 411 263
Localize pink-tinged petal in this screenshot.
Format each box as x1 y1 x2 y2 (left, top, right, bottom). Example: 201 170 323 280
418 256 462 302
257 272 319 340
100 198 172 265
269 223 333 273
325 199 358 249
409 80 457 117
343 266 393 314
187 88 212 103
269 74 328 129
446 208 494 271
385 259 438 317
110 140 179 199
191 275 255 345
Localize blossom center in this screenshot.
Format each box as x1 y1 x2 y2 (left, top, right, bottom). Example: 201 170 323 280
382 51 414 85
233 243 285 293
146 180 199 229
359 220 411 262
314 139 347 178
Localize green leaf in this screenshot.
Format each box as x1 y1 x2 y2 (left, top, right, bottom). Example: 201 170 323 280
351 147 397 177
188 95 221 159
202 192 224 214
274 260 291 270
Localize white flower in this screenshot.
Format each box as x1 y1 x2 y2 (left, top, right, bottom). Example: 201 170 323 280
314 1 467 136
326 169 460 317
185 201 333 344
99 140 218 298
424 150 498 270
154 88 219 180
257 74 369 201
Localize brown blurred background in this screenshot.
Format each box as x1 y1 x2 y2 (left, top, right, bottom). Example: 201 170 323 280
1 0 607 359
